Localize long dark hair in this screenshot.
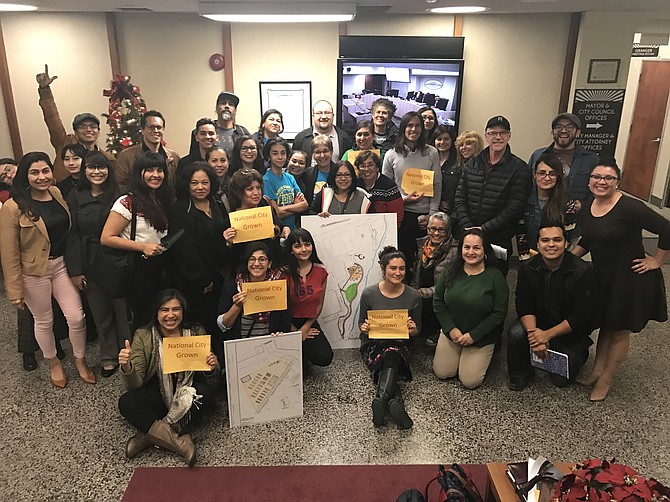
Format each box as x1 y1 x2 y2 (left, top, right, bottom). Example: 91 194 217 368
418 106 438 139
535 152 569 224
76 150 119 208
285 229 323 295
12 151 54 221
149 288 193 332
128 152 172 232
175 161 220 203
230 135 264 175
393 111 428 155
431 124 457 167
442 228 496 286
327 161 356 195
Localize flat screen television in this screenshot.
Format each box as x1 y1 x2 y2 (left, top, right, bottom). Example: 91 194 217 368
337 58 464 137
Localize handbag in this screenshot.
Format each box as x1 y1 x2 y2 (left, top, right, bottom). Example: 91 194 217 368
424 464 484 502
507 460 564 502
97 194 137 299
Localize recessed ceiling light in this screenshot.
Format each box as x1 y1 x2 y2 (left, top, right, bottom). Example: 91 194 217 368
201 2 356 23
0 2 37 10
430 6 489 14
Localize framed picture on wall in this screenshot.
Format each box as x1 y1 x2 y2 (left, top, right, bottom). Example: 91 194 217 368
259 81 312 141
587 59 621 84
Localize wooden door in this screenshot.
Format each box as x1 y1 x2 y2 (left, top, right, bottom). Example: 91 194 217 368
621 61 670 200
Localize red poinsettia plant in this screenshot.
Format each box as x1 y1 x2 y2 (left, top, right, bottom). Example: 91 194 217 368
553 458 670 501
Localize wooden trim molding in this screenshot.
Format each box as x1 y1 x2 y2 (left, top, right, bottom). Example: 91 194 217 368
559 12 581 112
0 17 22 159
222 22 234 91
453 15 463 37
106 13 121 76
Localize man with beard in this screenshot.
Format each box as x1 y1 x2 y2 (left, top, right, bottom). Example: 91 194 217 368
528 113 599 210
292 100 352 164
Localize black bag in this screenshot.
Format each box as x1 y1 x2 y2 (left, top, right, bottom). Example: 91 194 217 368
425 464 483 502
97 195 137 299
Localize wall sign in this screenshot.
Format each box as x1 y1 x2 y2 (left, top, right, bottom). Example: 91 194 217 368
632 44 660 58
572 89 625 159
424 79 443 90
587 59 621 84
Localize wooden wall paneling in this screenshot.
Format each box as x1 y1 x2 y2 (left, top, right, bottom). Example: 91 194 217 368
0 16 23 159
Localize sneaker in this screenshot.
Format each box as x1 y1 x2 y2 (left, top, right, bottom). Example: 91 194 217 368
424 333 439 347
508 376 531 391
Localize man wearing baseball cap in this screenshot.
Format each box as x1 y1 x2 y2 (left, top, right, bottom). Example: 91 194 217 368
455 115 531 275
188 91 250 159
36 64 115 181
528 112 599 206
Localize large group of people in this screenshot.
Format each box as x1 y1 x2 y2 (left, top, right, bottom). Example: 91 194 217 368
1 67 669 466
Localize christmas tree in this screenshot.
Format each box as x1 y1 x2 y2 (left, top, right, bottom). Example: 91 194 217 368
102 75 147 155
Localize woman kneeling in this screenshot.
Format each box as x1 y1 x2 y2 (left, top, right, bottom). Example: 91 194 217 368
118 289 219 466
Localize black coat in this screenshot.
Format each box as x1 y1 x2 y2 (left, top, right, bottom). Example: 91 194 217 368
455 146 531 246
300 162 336 206
292 125 353 163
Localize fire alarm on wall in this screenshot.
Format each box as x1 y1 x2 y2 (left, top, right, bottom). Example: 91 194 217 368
209 53 225 71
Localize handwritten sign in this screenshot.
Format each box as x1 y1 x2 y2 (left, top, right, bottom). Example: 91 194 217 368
162 335 211 374
229 206 275 244
368 309 409 339
401 168 434 197
241 279 287 315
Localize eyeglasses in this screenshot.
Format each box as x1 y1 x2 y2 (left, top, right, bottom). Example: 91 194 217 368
335 173 352 178
590 174 618 183
485 131 510 138
427 227 447 233
240 146 257 152
357 162 377 171
76 124 99 131
145 125 164 131
313 111 333 116
85 166 108 172
535 170 557 179
553 124 577 132
248 256 269 264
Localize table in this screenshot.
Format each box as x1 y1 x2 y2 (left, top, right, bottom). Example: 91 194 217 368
486 462 574 502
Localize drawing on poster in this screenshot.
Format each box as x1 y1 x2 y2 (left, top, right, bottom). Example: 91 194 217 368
301 214 397 349
224 331 303 427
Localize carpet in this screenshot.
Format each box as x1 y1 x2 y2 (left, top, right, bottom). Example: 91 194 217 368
122 464 490 501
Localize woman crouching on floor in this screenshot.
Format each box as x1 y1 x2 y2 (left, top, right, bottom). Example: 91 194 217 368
118 289 219 466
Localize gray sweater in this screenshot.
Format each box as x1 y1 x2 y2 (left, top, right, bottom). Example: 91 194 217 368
358 283 422 343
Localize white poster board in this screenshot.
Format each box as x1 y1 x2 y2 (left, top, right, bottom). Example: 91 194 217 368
301 214 398 349
259 81 311 140
224 331 303 427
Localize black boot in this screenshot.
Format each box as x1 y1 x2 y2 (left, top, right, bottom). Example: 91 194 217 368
388 388 413 430
372 367 397 426
56 341 65 361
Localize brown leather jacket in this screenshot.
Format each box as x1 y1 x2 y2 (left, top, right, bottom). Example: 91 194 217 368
0 186 70 301
114 142 179 195
38 86 115 181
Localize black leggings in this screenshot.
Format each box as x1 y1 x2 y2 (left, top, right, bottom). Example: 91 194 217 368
118 376 215 433
293 318 333 367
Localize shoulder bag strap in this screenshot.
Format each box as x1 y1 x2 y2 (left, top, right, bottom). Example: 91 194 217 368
129 192 137 241
446 466 483 502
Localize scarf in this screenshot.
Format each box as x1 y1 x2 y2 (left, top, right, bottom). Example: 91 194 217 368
421 238 438 266
235 268 283 324
152 326 202 431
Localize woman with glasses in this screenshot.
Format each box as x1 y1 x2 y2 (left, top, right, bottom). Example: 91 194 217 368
66 151 127 377
355 151 403 228
521 152 577 252
418 106 438 143
411 212 458 347
311 161 371 217
302 135 337 207
572 160 670 401
217 242 291 340
229 135 265 176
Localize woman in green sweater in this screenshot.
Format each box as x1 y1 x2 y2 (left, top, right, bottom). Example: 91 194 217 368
433 228 508 389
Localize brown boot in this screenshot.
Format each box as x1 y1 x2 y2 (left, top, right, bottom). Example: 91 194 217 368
126 432 154 459
146 420 196 466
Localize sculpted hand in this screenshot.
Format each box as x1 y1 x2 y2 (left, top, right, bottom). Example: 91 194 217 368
36 64 58 88
119 339 132 372
632 256 661 275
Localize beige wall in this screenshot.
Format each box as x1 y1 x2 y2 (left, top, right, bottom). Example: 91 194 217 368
0 81 12 157
460 13 571 161
1 13 111 157
345 13 454 37
115 13 226 155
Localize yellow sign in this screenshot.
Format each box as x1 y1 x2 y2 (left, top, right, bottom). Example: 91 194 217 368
241 279 288 316
229 206 275 244
368 309 409 339
348 149 381 173
401 168 435 197
162 335 211 374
